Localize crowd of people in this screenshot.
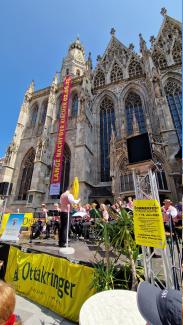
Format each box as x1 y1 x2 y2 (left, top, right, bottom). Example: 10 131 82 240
30 194 135 246
29 188 182 249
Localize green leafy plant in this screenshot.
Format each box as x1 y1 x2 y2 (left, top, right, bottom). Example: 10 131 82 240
109 207 139 290
92 207 142 292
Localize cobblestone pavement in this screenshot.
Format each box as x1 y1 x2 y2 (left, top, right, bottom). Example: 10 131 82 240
15 294 77 325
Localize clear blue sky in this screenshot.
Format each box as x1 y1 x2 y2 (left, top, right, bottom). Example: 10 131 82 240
0 0 181 157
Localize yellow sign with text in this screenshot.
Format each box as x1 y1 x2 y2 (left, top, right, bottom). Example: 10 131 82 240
5 246 96 322
0 213 33 236
133 200 166 249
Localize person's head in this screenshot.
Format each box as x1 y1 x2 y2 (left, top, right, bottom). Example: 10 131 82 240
163 199 173 209
53 203 59 209
91 203 97 209
85 203 91 210
137 281 182 325
100 203 106 211
128 196 133 202
0 281 22 325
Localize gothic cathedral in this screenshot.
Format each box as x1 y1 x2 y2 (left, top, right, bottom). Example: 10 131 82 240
0 9 182 211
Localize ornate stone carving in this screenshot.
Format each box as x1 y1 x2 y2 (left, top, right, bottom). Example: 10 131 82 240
24 81 34 103
49 73 59 105
97 55 102 62
128 57 143 78
4 142 17 164
119 157 129 173
151 67 162 98
129 43 135 51
110 61 123 82
110 27 116 36
139 33 147 53
160 7 167 16
35 139 43 161
94 69 105 88
150 35 156 46
35 136 50 163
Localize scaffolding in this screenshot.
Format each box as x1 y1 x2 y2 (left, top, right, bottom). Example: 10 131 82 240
129 161 174 289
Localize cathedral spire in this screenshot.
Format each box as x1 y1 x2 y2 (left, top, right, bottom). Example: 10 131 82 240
139 33 148 54
24 80 34 102
149 35 156 47
28 80 35 93
52 72 59 86
86 52 92 71
60 36 86 80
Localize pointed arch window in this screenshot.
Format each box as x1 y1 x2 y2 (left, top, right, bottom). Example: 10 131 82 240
110 62 123 83
165 80 182 144
125 92 146 135
18 148 35 200
172 41 182 65
94 70 105 88
128 59 143 78
100 97 116 182
40 100 48 125
71 94 78 117
30 104 38 127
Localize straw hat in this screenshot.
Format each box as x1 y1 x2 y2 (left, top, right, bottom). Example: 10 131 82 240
163 199 172 204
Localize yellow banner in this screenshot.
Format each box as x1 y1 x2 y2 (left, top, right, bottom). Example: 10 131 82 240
0 213 9 235
133 200 166 249
0 213 34 236
5 246 95 322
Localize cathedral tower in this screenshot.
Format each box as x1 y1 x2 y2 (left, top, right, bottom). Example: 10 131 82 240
60 37 86 79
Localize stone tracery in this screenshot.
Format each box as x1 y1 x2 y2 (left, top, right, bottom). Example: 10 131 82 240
128 58 143 78
110 62 123 83
125 92 146 135
94 70 105 88
172 40 182 64
152 50 167 70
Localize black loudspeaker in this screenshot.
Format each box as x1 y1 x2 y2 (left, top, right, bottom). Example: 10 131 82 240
127 133 152 164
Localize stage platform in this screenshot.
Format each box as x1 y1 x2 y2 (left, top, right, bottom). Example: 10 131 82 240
6 237 119 266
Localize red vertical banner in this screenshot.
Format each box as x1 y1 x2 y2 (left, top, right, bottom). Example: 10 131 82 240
49 76 72 196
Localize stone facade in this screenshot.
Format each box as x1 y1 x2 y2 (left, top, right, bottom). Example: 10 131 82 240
0 9 182 212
